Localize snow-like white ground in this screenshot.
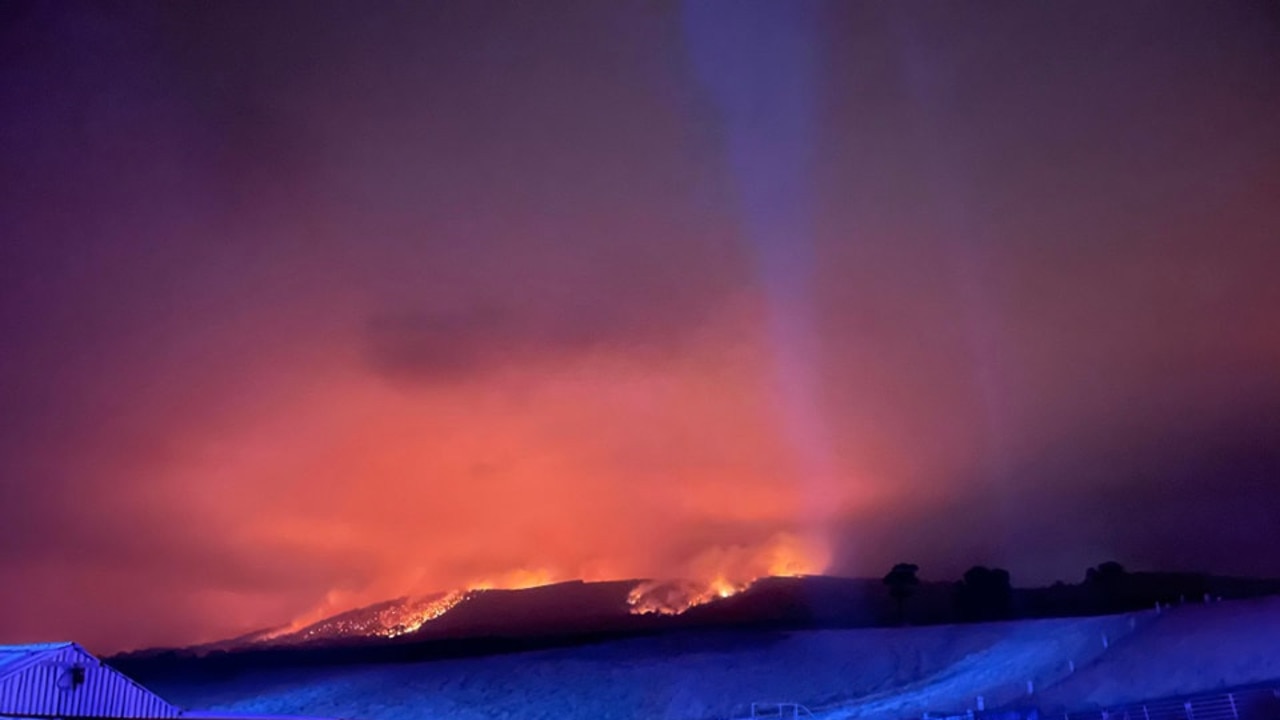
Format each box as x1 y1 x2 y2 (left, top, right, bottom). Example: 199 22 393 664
1035 596 1280 710
154 597 1280 720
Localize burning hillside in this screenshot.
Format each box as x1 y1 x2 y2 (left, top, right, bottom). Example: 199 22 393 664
627 532 827 614
252 578 750 646
197 535 833 650
212 576 814 651
626 577 751 615
255 590 473 645
118 574 976 665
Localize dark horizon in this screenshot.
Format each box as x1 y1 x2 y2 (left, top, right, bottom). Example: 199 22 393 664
108 567 1280 664
2 0 1279 654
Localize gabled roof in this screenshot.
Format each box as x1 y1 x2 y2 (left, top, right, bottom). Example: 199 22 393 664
0 642 78 678
0 642 181 719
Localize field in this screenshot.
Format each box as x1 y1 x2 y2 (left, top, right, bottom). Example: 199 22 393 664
149 596 1280 720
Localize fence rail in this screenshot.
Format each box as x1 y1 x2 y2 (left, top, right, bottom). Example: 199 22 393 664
739 686 1280 720
1058 687 1280 720
750 703 818 720
915 687 1280 720
733 607 1277 720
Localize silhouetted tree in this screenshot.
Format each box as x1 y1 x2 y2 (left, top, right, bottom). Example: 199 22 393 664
955 566 1013 622
1086 561 1127 584
1085 561 1128 612
883 563 920 625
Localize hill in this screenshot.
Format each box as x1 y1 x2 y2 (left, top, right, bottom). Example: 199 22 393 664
136 596 1280 720
112 571 1280 674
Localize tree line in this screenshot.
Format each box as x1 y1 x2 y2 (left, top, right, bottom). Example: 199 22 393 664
883 562 1017 624
877 560 1260 625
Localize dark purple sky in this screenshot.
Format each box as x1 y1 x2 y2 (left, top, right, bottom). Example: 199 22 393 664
2 0 1279 653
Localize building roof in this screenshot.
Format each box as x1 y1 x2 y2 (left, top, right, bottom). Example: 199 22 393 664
0 643 77 678
0 643 333 720
0 642 181 719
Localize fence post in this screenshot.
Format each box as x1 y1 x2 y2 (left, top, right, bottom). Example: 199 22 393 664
1228 694 1238 720
1142 706 1150 720
1184 701 1194 720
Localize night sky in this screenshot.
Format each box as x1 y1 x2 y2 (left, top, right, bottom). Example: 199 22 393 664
2 1 1279 653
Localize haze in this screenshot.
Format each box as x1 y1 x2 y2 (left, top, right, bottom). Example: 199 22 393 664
1 0 1278 653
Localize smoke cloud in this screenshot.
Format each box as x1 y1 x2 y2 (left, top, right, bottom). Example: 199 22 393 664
1 1 1278 652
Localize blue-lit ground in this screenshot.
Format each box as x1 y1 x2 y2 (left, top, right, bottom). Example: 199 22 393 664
151 596 1280 720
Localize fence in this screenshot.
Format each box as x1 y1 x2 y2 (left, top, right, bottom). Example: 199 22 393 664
750 703 819 720
739 687 1280 720
735 603 1277 720
1059 688 1280 720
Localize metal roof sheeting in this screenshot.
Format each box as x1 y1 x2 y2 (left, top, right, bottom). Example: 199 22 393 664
0 644 77 677
0 642 181 719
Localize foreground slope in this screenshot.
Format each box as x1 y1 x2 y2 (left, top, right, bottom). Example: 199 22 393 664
1034 595 1280 710
149 598 1280 720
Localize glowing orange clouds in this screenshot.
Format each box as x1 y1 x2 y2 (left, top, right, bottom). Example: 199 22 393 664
145 317 855 647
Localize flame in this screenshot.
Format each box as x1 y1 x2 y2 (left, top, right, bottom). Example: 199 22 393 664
379 590 471 638
254 588 370 643
262 535 830 641
626 533 828 615
712 577 738 598
627 576 753 615
261 569 565 644
254 590 471 644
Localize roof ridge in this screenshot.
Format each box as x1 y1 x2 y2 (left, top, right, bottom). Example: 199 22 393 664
0 641 76 649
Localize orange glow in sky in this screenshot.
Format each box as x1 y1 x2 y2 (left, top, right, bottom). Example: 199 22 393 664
167 319 855 644
4 1 1280 656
